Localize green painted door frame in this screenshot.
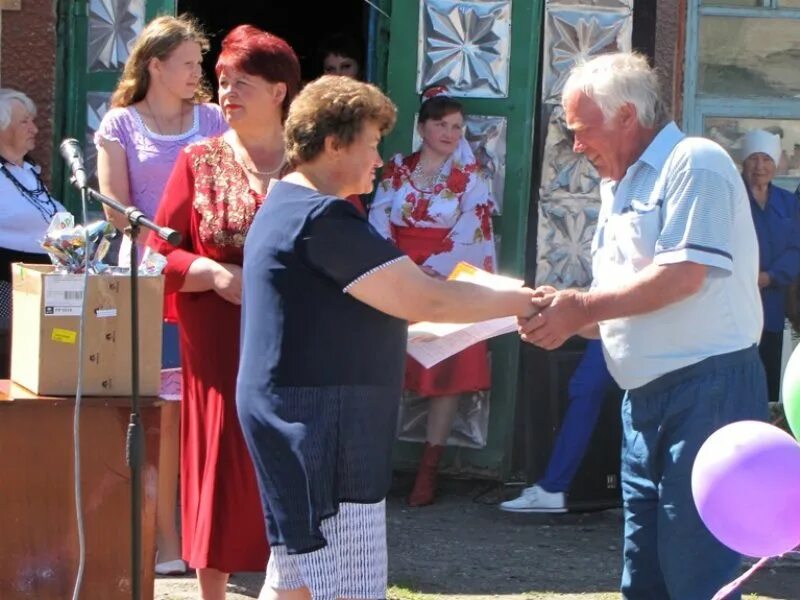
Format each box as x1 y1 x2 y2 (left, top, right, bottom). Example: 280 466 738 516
376 0 544 477
52 0 176 215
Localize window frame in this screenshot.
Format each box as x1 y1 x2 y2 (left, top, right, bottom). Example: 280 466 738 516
684 0 800 190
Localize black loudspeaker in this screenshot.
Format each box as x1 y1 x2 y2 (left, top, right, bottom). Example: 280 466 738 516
518 337 622 511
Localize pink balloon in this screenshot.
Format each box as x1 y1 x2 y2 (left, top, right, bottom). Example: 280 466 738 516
692 421 800 557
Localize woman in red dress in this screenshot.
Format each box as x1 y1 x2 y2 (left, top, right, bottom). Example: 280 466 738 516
369 86 497 507
149 25 300 600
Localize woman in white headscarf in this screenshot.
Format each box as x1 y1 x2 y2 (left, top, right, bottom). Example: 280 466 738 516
741 129 800 403
369 85 496 506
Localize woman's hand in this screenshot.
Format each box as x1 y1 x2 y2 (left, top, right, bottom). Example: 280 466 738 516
516 286 557 325
212 262 243 305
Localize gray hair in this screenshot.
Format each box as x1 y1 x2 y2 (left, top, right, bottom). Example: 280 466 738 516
562 52 667 128
0 88 36 131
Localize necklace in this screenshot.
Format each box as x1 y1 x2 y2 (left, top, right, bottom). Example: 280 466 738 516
411 157 447 191
234 147 286 179
0 158 58 223
144 97 186 136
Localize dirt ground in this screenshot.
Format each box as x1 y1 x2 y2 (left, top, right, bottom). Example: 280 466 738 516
155 477 799 600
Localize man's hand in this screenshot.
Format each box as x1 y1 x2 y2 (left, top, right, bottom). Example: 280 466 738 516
758 272 771 288
518 288 593 350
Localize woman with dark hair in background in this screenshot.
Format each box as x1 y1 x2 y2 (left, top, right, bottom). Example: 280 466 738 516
317 31 368 215
369 85 496 507
317 31 364 80
148 25 301 600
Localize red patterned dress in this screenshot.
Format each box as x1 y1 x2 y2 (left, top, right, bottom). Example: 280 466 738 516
369 146 496 396
148 136 269 572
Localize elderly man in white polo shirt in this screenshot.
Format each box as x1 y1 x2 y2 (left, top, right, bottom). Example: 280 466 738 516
520 53 768 600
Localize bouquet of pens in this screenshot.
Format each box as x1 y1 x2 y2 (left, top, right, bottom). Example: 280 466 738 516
40 212 167 276
40 212 116 273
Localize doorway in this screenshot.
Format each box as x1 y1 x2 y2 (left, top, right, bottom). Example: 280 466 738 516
176 1 370 94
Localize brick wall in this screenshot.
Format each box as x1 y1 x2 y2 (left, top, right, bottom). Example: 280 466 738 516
1 1 58 184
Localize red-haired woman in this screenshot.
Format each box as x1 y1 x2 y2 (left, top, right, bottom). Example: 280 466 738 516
149 25 300 600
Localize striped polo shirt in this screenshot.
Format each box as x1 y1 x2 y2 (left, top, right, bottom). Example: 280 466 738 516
592 122 762 390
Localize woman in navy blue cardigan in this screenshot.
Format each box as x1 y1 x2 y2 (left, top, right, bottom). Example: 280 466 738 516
236 75 537 600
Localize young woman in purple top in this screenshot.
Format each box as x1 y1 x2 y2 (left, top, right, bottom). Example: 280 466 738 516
96 15 227 264
94 14 227 576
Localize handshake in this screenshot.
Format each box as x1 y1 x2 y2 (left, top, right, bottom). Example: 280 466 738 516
425 263 596 354
516 285 595 350
406 271 599 368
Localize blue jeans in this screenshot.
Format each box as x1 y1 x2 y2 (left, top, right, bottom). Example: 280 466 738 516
540 339 615 493
620 345 768 600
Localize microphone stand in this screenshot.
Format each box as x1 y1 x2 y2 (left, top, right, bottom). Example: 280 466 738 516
68 180 180 600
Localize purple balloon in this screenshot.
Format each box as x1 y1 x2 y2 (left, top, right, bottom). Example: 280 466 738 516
692 421 800 557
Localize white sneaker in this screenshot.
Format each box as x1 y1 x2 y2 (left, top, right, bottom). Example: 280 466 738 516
155 558 187 575
499 484 567 513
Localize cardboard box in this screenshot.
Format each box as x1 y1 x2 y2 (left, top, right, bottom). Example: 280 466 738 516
10 264 164 396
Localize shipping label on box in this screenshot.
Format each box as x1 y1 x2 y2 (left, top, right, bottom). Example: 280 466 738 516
43 275 84 316
10 264 164 396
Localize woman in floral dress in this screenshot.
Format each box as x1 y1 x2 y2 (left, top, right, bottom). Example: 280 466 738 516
369 86 496 507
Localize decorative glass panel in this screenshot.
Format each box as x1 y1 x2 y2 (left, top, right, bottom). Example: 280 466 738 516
86 92 112 183
397 391 490 448
542 6 633 105
539 106 600 199
88 0 146 72
537 0 632 289
699 17 800 98
549 0 632 7
704 116 800 176
535 200 599 289
465 115 507 213
417 0 511 98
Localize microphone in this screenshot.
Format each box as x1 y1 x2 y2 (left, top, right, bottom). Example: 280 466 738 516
59 138 88 189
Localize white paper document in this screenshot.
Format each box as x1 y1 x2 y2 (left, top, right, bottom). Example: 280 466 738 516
407 262 524 368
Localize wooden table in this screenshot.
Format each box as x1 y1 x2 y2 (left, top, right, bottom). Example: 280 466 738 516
0 380 162 599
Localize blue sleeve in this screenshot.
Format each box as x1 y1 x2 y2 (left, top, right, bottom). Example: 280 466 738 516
654 166 735 272
766 189 800 287
300 199 406 292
